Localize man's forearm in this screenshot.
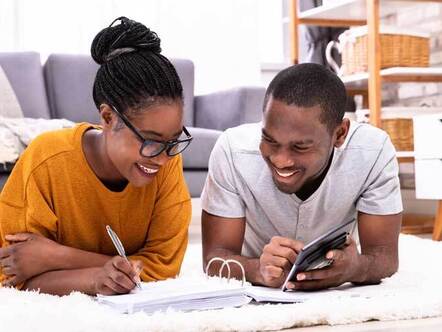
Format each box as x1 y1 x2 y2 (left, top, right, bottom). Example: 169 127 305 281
204 248 264 285
51 245 111 271
23 267 99 296
351 247 398 284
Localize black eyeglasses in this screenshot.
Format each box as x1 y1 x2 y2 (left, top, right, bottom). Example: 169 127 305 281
111 106 193 158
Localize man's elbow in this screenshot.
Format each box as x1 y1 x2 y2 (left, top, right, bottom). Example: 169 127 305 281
366 261 398 285
354 253 398 285
385 257 399 278
202 250 219 273
374 255 399 283
202 247 233 274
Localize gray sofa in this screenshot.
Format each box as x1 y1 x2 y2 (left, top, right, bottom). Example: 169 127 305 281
0 52 265 196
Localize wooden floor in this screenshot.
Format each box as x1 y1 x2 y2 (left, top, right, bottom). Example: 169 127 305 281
286 316 442 331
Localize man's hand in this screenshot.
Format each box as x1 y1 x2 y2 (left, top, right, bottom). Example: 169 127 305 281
259 236 304 288
93 256 142 295
0 233 62 286
285 236 360 291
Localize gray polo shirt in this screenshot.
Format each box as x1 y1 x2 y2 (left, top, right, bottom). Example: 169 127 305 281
201 121 403 258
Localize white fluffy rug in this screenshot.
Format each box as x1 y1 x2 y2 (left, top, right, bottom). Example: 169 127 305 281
1 234 442 332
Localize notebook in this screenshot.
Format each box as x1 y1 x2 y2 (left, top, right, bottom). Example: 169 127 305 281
97 258 311 314
97 278 311 314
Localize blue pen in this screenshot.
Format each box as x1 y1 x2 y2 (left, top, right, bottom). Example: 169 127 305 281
106 225 142 290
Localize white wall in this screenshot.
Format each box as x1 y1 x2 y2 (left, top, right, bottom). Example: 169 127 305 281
0 0 284 94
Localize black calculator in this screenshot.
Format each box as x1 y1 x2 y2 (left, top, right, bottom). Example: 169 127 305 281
281 218 355 291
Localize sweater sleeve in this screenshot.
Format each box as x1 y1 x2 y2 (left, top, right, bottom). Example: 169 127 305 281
0 158 58 286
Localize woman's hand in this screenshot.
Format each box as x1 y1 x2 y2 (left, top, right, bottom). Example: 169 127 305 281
93 256 142 295
0 233 62 286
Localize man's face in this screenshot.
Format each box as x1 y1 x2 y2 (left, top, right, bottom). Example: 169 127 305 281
259 98 336 194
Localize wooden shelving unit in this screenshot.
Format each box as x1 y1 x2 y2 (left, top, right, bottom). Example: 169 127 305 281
342 67 442 88
289 0 442 240
396 151 415 163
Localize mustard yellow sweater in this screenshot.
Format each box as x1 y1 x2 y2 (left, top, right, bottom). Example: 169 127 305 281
0 123 191 284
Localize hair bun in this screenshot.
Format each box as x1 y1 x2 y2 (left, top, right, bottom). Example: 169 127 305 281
91 16 161 65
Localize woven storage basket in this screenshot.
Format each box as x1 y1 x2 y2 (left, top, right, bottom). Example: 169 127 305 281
339 26 430 76
382 118 414 152
355 108 442 152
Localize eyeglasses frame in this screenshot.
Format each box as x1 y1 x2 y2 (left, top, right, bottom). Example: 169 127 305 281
110 105 193 158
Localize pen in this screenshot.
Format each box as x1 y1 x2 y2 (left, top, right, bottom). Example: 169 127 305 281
106 225 142 290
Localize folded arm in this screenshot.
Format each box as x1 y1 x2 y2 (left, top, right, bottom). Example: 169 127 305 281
0 232 113 286
0 233 142 296
0 232 110 281
202 210 260 283
202 210 303 288
351 212 401 284
22 256 141 296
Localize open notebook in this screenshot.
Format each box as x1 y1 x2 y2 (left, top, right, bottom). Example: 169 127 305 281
97 277 311 314
97 257 315 314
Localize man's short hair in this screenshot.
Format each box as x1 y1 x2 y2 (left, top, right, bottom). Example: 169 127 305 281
264 63 347 133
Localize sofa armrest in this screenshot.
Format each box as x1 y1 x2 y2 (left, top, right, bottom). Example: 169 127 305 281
181 127 222 169
194 86 266 131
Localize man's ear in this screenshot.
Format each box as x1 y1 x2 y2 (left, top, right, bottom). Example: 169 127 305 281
99 104 115 129
334 118 350 148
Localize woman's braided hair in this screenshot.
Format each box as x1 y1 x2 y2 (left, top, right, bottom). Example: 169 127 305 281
91 17 183 116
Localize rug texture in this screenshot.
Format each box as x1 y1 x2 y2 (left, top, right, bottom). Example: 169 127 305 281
0 234 441 332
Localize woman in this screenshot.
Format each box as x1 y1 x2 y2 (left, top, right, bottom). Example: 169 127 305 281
0 17 192 296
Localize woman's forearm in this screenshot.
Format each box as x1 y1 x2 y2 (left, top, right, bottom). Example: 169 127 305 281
51 245 111 270
23 267 100 296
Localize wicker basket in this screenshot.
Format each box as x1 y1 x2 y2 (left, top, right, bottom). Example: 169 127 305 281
355 108 442 152
381 118 414 152
339 26 430 76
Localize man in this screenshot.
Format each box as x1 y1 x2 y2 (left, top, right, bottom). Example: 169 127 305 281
201 63 402 291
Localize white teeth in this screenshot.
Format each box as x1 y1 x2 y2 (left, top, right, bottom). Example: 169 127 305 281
137 163 159 174
275 169 296 178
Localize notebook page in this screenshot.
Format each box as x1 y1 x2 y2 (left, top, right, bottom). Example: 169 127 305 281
133 295 252 314
245 286 308 303
245 285 363 303
97 277 248 313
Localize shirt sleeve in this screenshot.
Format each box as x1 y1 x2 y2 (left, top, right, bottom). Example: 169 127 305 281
0 160 58 286
200 132 246 218
356 136 403 215
129 155 191 281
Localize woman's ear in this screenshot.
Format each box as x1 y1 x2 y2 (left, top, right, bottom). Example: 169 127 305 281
334 118 350 148
99 104 115 129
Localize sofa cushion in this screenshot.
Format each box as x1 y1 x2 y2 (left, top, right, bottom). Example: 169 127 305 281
171 59 194 127
44 54 100 123
183 170 208 198
181 127 221 169
194 87 265 131
0 52 51 119
44 55 195 125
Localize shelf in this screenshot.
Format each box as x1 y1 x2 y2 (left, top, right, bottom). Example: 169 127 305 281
397 151 415 158
397 151 415 162
342 67 442 88
401 213 435 234
298 0 442 26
